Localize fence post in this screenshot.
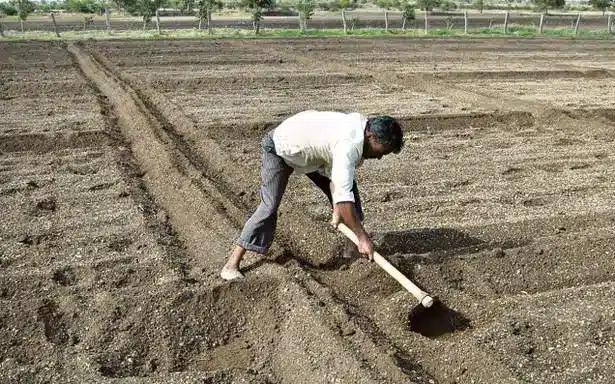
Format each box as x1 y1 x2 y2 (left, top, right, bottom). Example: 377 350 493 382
342 9 347 34
424 10 428 35
504 10 509 34
574 12 581 35
538 13 544 34
608 12 612 34
464 11 468 34
155 9 161 33
384 10 389 31
50 12 60 38
104 8 111 33
207 8 213 35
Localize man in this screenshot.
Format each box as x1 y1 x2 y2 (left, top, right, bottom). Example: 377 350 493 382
221 110 404 280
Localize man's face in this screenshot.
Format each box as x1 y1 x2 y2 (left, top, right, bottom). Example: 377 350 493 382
363 132 392 160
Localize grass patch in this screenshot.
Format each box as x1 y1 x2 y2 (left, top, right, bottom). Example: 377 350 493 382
0 26 613 41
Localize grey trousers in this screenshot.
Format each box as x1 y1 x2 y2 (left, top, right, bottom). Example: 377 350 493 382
237 131 363 254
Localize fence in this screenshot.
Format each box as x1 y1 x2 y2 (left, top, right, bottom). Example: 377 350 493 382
0 11 613 37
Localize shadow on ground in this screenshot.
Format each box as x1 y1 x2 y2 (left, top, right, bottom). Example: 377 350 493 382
374 227 485 256
408 299 472 338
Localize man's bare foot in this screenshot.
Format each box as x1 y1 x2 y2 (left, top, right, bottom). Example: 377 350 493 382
220 266 244 281
221 245 247 280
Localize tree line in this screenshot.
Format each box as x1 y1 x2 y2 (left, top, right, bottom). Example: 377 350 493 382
1 0 614 35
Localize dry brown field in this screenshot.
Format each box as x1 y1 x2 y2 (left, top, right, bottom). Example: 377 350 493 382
1 37 615 383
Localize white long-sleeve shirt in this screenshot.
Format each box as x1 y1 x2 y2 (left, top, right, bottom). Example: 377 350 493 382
272 110 367 204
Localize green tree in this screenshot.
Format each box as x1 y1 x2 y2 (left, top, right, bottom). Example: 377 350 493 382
117 0 168 29
589 0 612 14
416 0 441 12
534 0 565 13
280 0 314 31
9 0 34 32
339 0 357 33
240 0 274 34
174 0 196 12
66 0 105 13
473 0 484 13
0 3 18 16
440 0 456 11
375 0 400 9
339 0 358 9
375 0 398 30
397 0 415 29
295 0 315 31
198 0 223 33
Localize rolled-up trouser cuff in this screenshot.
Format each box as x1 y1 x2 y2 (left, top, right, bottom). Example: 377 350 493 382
236 237 270 254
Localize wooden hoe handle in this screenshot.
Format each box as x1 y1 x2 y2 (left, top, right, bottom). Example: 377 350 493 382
336 223 434 308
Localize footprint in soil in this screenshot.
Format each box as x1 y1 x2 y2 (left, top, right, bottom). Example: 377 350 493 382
32 196 57 216
107 235 134 253
501 166 524 175
36 299 71 346
407 300 472 339
19 232 56 246
52 267 77 286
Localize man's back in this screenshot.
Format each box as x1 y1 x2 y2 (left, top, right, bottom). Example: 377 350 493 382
272 110 367 174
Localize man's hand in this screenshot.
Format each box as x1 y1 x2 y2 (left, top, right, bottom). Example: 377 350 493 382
357 232 375 262
330 200 374 262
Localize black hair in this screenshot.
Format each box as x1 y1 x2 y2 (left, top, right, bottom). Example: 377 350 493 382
366 116 404 154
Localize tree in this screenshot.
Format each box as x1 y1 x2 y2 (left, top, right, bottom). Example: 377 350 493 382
533 0 565 13
9 0 34 32
375 0 399 30
174 0 196 12
473 0 484 14
397 0 415 29
198 0 223 34
280 0 314 31
65 0 105 13
0 3 18 16
240 0 274 34
416 0 441 12
117 0 168 29
295 0 315 31
375 0 400 9
589 0 612 14
339 0 357 33
440 0 457 11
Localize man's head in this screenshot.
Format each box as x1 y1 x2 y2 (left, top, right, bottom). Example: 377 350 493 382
363 116 404 159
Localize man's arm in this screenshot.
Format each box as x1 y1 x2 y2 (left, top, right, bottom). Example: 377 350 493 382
330 181 363 233
330 178 375 260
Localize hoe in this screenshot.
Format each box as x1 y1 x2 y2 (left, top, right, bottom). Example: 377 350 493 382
336 223 434 308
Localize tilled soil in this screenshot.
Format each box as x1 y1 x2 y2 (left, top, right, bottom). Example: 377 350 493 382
1 37 615 383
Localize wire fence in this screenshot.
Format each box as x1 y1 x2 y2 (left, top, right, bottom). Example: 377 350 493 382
0 11 613 36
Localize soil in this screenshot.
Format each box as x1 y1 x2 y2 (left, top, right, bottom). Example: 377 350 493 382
1 37 615 383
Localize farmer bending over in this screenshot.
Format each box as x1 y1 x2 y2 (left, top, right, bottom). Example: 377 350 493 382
221 110 404 280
